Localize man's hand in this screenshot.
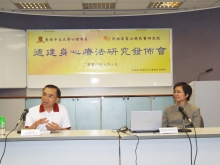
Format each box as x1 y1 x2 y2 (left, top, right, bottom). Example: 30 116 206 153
38 118 49 125
25 118 49 129
46 122 61 131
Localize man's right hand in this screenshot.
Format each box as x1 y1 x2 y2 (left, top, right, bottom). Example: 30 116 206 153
25 118 49 129
37 118 49 125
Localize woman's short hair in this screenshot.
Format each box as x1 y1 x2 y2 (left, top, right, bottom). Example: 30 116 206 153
174 82 192 101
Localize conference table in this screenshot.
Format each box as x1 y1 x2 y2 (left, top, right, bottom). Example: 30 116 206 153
0 128 220 165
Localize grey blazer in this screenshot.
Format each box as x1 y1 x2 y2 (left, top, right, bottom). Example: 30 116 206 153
162 102 202 128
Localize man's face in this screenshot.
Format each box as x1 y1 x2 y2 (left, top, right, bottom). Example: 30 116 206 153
41 87 59 110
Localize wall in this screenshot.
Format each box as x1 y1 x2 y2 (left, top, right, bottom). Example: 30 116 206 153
1 8 220 130
1 8 220 84
189 81 220 127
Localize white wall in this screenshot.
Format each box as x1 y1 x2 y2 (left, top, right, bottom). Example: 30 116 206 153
189 81 220 127
0 27 26 88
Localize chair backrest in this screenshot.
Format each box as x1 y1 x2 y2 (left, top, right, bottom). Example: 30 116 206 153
200 116 204 127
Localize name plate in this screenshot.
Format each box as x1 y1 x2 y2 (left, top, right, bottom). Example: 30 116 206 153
159 127 178 134
21 129 40 136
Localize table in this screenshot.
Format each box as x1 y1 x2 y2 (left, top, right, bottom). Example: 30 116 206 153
120 127 220 165
0 130 119 165
1 128 220 165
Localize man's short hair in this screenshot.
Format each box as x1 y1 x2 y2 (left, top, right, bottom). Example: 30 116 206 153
174 82 192 101
43 84 61 98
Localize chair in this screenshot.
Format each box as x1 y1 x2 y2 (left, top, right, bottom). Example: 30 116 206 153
200 116 204 128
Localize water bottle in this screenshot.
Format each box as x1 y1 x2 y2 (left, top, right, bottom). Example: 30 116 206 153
0 116 6 136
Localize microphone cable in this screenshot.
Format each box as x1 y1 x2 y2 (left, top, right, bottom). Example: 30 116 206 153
185 126 198 165
0 109 28 164
0 125 17 164
185 132 193 165
129 133 139 165
193 127 198 165
129 130 198 165
112 126 140 165
112 127 123 165
114 126 198 165
116 130 121 165
118 126 139 165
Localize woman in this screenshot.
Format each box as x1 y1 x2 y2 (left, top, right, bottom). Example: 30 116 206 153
162 82 202 128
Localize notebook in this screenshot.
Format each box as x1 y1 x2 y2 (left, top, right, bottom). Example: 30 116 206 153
130 111 162 133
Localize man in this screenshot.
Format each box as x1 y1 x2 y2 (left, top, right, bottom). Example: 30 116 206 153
25 84 71 131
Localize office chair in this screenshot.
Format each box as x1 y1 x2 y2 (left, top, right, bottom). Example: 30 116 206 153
200 116 204 128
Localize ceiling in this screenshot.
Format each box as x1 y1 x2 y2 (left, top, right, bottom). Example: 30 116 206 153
0 0 220 16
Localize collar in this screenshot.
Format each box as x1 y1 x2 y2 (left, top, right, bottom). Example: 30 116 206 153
175 102 189 111
39 103 59 113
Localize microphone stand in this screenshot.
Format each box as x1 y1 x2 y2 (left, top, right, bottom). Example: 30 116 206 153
198 72 207 81
178 116 192 132
22 113 27 129
182 115 185 128
17 113 27 134
198 68 213 81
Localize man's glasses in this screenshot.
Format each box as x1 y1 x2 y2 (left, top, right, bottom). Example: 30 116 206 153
42 93 57 99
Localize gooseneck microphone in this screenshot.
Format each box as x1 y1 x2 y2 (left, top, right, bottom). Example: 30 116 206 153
206 68 213 72
179 107 194 127
198 68 213 81
16 109 29 126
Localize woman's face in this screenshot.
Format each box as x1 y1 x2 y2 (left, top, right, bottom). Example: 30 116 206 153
173 86 188 103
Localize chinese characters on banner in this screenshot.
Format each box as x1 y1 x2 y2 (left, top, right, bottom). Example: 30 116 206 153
27 29 171 75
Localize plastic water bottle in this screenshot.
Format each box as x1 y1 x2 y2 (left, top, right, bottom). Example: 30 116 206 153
0 116 6 136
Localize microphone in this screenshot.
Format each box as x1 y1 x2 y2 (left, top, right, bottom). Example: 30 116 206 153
16 109 29 126
206 68 213 72
198 68 213 81
178 107 194 127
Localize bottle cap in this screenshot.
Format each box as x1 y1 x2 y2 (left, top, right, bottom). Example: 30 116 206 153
0 116 6 122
